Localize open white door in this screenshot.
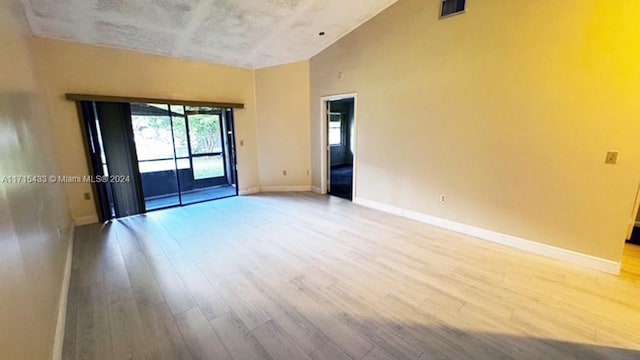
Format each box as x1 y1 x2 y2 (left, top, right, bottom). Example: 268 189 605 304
319 93 357 197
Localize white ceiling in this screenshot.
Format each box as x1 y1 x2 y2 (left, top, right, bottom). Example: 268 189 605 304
19 0 398 69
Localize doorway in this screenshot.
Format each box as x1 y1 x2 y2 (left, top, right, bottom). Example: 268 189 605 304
321 95 357 201
77 100 239 221
628 226 640 246
626 182 640 245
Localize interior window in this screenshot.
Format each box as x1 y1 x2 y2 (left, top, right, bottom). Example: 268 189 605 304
329 113 342 146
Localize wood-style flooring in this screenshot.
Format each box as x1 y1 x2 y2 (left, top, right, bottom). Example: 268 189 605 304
63 192 640 360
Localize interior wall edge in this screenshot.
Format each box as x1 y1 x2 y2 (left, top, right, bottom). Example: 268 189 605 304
354 196 622 275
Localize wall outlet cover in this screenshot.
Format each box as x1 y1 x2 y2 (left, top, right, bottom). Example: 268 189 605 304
605 151 619 164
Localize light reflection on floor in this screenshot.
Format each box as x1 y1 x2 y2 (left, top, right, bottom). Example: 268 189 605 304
145 184 236 210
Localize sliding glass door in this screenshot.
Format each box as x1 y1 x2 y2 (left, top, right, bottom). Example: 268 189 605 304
130 103 181 210
130 103 237 211
181 106 229 204
75 96 240 222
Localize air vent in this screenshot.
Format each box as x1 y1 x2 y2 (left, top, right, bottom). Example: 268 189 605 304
440 0 466 18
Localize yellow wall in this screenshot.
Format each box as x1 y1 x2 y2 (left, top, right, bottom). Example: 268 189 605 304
310 0 640 261
30 38 261 221
255 61 311 189
0 1 71 359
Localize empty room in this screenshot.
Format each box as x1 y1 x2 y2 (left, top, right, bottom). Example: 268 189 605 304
2 0 640 359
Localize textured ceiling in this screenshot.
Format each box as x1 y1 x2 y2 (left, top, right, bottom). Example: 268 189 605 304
19 0 398 69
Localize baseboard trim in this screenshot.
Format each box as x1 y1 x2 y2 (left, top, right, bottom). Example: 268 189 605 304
260 185 312 192
635 221 640 227
73 215 98 226
52 222 74 360
354 197 621 275
239 187 261 196
240 185 314 195
311 186 323 194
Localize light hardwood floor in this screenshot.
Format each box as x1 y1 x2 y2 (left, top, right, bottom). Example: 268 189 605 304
63 192 640 360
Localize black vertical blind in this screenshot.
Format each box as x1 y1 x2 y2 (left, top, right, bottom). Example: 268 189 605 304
95 102 145 218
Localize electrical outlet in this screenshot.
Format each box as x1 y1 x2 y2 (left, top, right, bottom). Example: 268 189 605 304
83 192 91 200
440 195 446 203
283 170 287 176
605 151 619 164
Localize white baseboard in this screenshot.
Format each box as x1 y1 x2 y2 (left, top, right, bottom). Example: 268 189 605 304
240 185 313 195
239 187 261 196
73 215 98 226
52 222 74 360
260 185 312 192
311 186 323 194
354 197 621 275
